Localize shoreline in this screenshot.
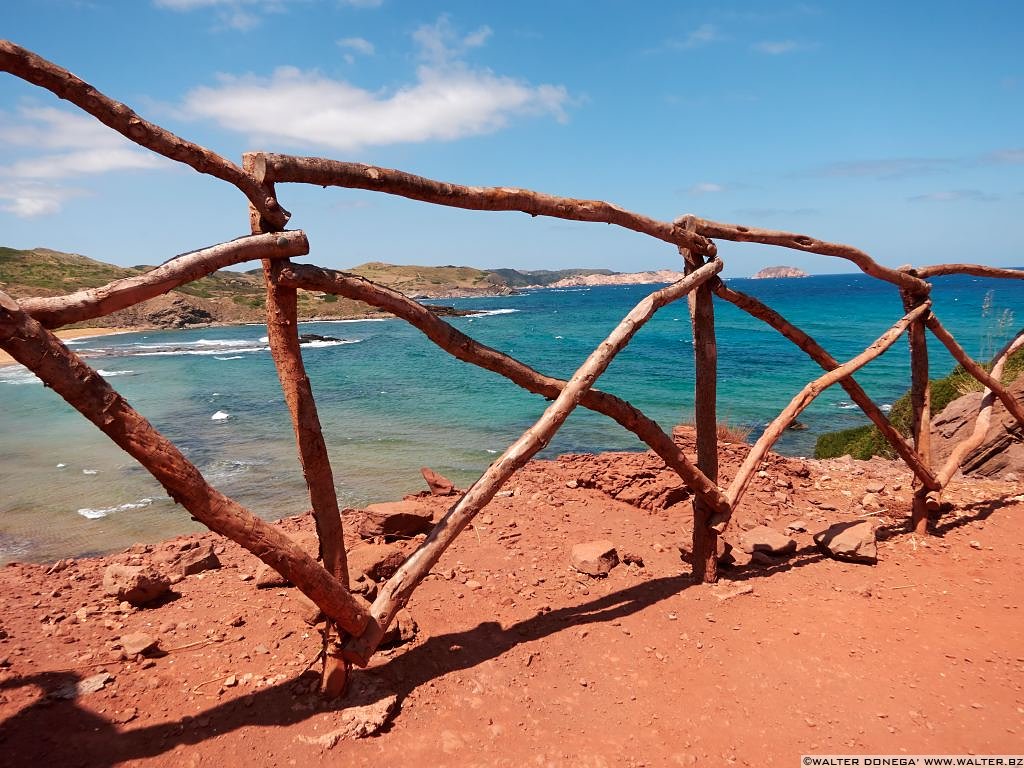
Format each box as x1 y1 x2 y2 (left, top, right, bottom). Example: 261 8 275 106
0 327 137 368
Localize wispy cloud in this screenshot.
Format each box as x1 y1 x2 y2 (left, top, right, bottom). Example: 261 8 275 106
153 0 302 31
734 206 819 218
180 17 570 152
664 23 720 51
687 181 727 195
751 40 804 55
982 148 1024 165
808 157 954 180
337 35 374 63
908 189 999 203
0 106 166 217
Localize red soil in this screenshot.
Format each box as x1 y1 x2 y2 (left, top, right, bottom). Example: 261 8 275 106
1 438 1022 767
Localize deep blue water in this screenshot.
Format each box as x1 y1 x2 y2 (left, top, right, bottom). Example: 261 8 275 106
1 272 1021 562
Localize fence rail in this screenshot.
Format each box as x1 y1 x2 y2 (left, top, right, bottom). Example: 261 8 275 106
2 40 1022 693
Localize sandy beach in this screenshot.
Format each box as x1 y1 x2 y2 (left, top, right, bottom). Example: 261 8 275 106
0 327 136 367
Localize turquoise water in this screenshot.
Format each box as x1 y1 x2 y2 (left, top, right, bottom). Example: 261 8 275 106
1 272 1021 563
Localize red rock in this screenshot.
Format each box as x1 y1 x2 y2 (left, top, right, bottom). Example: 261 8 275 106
102 564 170 606
570 540 619 577
358 501 434 540
738 525 796 557
420 466 458 496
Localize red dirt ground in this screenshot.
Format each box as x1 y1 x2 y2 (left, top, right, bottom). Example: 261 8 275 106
1 436 1022 767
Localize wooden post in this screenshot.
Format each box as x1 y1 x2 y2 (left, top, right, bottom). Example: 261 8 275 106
244 153 351 697
901 285 933 535
682 246 719 583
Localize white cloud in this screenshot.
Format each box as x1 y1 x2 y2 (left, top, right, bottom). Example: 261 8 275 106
984 148 1024 165
908 189 999 203
752 40 800 55
338 36 375 56
180 18 570 152
688 181 726 195
0 106 167 217
669 23 720 51
153 0 300 30
0 183 84 218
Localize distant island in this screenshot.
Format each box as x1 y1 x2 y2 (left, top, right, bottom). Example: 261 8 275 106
751 265 809 279
0 246 690 330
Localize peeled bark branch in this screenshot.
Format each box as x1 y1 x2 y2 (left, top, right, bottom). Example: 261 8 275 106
254 153 712 254
279 263 731 516
925 316 1024 430
0 40 289 229
903 292 934 535
0 291 368 636
19 231 308 329
343 261 723 665
935 334 1024 486
681 215 929 293
916 264 1024 280
726 303 931 510
711 279 940 490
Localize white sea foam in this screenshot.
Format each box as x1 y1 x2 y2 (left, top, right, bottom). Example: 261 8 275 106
82 469 98 475
470 308 520 318
881 403 892 412
211 411 230 421
214 356 244 361
0 368 38 385
835 401 859 410
136 345 267 357
96 369 135 377
301 339 362 348
77 497 154 520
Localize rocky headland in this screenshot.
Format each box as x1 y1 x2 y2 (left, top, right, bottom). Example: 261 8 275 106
751 265 809 279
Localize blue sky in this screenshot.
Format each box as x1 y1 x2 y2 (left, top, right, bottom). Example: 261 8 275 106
1 1 1021 276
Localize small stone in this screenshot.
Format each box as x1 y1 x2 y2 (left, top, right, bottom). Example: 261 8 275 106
570 540 619 577
348 543 407 583
254 645 270 655
620 551 645 567
420 466 457 496
380 608 418 648
865 481 886 494
358 501 434 540
465 579 483 591
814 521 878 564
171 543 221 576
861 493 882 511
785 520 808 533
255 563 290 589
970 541 982 550
120 632 159 657
114 707 138 724
293 593 324 626
738 526 796 557
102 564 170 606
224 675 238 688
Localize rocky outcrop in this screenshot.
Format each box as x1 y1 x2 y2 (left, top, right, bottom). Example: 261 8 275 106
543 270 685 288
930 375 1024 478
751 266 809 279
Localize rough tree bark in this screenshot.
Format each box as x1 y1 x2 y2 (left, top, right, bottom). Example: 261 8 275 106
901 287 934 534
251 152 712 254
680 215 929 293
0 291 369 635
683 248 720 584
243 154 352 697
19 232 308 329
916 264 1024 280
342 260 723 666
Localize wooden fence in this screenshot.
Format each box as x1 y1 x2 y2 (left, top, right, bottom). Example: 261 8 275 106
2 41 1022 696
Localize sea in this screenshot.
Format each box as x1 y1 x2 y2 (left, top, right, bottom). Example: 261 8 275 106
2 272 1021 564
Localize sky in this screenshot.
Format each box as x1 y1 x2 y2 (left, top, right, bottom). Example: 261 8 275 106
1 0 1022 277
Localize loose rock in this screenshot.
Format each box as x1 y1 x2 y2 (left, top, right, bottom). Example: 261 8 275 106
102 564 170 606
120 632 160 657
814 521 878 564
738 525 797 557
358 501 434 540
571 540 619 577
420 466 458 496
